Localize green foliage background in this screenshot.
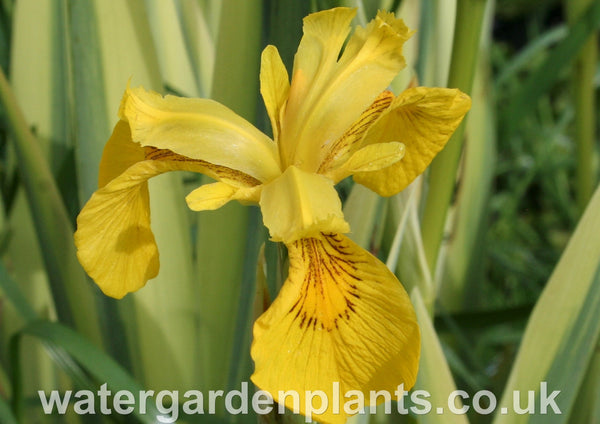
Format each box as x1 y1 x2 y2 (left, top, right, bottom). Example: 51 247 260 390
0 0 599 423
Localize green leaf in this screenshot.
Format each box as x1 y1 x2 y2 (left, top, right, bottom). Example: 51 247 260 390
0 66 102 346
411 287 470 424
11 320 161 423
493 185 600 423
344 183 384 250
439 25 496 311
0 261 37 322
0 394 17 424
569 349 600 423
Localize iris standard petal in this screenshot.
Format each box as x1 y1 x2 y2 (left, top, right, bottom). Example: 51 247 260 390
120 85 281 183
279 8 412 172
354 87 471 196
260 45 289 142
251 233 420 424
259 166 349 243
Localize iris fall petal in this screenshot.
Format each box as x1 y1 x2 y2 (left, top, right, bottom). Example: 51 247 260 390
251 233 420 424
354 87 472 196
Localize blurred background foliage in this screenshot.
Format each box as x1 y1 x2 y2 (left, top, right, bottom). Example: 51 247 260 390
0 0 598 423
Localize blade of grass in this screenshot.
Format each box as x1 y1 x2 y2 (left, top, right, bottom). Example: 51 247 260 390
388 179 435 309
494 185 600 423
0 68 102 345
438 5 496 309
344 184 384 250
226 207 265 393
421 0 488 278
11 320 161 423
0 395 17 424
145 0 199 96
411 287 469 424
177 0 218 97
0 262 36 322
568 349 600 423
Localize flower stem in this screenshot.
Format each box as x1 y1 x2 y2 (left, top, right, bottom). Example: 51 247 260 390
421 0 488 277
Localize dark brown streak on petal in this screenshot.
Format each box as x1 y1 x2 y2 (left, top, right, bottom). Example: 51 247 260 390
287 234 364 332
144 146 262 187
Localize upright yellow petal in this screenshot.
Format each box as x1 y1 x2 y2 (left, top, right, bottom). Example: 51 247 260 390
354 87 471 196
260 45 289 141
251 233 420 424
280 8 412 171
259 166 349 243
120 85 281 182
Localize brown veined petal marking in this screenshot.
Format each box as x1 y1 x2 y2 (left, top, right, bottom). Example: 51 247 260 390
318 90 394 176
143 146 261 187
251 233 420 424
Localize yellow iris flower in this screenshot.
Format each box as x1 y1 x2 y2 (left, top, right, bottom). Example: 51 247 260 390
74 7 470 423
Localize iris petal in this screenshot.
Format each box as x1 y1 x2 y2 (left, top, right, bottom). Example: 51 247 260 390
325 141 405 183
280 8 412 171
120 85 281 182
251 233 420 424
75 120 261 298
354 87 471 196
259 166 349 243
186 182 261 211
260 45 289 141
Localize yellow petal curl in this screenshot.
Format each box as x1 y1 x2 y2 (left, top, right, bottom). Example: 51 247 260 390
354 87 471 196
325 141 405 183
120 85 281 182
186 182 261 211
259 166 349 243
279 8 412 172
251 233 420 424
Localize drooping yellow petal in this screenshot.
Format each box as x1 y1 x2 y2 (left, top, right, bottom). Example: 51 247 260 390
325 142 405 183
260 45 289 141
119 85 281 182
76 120 261 298
251 233 420 424
259 166 349 243
354 87 471 196
279 8 412 171
76 159 181 299
186 182 261 210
